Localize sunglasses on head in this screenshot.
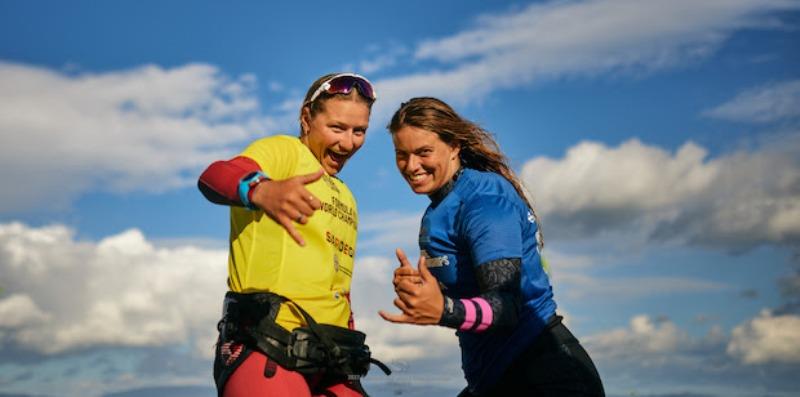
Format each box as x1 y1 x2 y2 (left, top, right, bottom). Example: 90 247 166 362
305 73 377 105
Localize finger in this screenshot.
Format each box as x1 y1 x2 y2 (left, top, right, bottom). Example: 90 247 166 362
418 256 435 282
395 248 413 268
295 186 322 211
394 266 419 278
294 199 317 217
379 310 412 324
393 273 423 286
396 279 422 296
305 192 322 210
281 218 306 246
299 169 325 185
393 297 412 313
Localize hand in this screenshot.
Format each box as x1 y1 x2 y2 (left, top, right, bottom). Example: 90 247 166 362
392 248 422 288
379 248 444 325
250 169 324 246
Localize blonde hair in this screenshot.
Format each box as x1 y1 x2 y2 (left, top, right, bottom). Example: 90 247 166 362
298 73 375 133
388 97 543 244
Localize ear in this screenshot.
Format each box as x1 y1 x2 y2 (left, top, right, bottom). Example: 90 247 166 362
450 143 461 161
300 106 312 137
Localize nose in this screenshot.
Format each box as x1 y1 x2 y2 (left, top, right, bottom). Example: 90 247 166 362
339 131 355 152
404 154 420 173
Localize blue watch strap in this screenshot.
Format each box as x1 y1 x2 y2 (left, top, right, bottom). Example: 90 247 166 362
238 171 268 210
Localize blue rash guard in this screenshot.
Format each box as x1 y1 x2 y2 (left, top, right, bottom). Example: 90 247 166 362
418 168 557 393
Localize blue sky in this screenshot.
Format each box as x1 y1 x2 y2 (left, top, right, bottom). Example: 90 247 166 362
1 1 799 396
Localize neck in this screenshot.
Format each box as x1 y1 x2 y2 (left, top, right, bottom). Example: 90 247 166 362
428 167 464 203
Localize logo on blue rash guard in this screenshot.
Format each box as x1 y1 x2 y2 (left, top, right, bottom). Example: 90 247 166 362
421 249 450 268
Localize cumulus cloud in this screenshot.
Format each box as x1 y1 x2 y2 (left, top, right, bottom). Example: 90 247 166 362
4 1 796 213
705 79 800 123
369 0 800 117
350 255 459 363
585 311 800 394
0 294 50 328
0 221 457 366
0 61 277 213
521 134 800 250
587 315 689 356
357 210 424 255
584 314 729 369
0 222 227 356
727 309 800 364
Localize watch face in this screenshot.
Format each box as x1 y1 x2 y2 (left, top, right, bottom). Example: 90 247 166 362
248 174 266 188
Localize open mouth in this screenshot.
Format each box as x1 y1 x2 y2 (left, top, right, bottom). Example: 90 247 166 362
327 150 350 166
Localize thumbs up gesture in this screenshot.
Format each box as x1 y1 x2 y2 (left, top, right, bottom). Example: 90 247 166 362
379 248 444 325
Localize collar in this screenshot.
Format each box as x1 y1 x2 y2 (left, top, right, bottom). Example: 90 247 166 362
428 167 464 203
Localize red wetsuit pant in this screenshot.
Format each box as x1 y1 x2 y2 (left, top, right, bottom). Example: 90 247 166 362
222 348 364 397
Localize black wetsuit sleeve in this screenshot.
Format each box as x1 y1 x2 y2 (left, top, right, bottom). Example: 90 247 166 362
439 258 522 332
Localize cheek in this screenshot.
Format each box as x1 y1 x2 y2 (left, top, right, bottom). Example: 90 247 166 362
352 135 366 151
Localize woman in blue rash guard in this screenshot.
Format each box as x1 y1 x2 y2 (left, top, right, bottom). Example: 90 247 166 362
379 97 604 396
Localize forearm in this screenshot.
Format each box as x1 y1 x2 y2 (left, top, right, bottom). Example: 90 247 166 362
197 156 261 206
438 258 522 332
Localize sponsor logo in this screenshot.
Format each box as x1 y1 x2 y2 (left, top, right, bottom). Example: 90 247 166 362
321 196 357 229
421 250 450 268
326 230 355 259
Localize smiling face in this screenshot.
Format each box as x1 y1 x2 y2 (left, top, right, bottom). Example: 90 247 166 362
392 125 461 195
301 97 370 175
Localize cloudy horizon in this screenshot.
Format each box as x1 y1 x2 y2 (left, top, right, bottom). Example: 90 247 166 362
1 1 799 396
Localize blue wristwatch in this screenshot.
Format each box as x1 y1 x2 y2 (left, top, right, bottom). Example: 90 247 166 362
238 171 268 210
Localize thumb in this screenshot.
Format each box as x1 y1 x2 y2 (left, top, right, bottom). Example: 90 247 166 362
418 255 435 281
396 248 413 268
300 168 325 185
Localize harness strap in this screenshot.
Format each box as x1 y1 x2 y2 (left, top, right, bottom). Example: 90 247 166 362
223 291 391 377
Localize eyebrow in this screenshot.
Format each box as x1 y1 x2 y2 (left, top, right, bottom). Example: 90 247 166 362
396 144 433 154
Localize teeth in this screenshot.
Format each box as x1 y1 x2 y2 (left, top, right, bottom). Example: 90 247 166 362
409 174 426 181
329 152 348 161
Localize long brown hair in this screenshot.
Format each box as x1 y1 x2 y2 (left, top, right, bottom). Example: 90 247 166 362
388 97 543 244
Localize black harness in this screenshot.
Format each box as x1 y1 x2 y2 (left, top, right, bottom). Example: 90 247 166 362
215 291 390 392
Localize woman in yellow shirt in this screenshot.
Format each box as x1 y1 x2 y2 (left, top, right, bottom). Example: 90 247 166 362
198 73 379 397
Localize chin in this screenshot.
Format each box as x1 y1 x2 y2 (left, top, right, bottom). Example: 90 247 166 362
323 163 341 175
410 185 431 195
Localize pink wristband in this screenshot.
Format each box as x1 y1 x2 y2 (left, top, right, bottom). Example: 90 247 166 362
473 298 493 332
460 299 477 331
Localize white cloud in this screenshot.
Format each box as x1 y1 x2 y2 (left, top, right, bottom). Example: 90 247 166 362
350 256 459 363
727 309 800 364
0 61 276 213
358 45 408 75
587 315 688 355
0 222 227 356
369 0 800 117
705 79 800 123
4 1 796 214
0 222 457 364
584 314 728 364
553 272 728 301
0 294 50 328
358 210 424 254
521 134 800 250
